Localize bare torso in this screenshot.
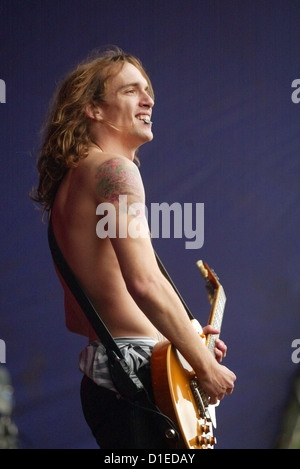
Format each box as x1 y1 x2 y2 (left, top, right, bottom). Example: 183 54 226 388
51 149 160 342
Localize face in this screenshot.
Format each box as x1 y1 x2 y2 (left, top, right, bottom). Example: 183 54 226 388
99 62 154 147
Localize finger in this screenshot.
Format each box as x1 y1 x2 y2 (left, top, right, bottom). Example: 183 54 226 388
209 396 219 405
203 325 220 335
214 345 227 362
227 384 234 394
215 339 227 355
214 348 223 363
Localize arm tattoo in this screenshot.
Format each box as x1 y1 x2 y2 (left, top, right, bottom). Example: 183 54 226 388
95 157 144 204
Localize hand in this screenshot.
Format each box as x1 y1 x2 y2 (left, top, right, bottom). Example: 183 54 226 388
199 359 236 405
209 363 236 404
200 325 235 403
202 325 227 363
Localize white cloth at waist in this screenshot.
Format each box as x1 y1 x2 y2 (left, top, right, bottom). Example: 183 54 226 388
79 337 158 393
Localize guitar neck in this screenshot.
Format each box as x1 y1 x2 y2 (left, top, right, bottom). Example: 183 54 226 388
155 252 226 356
206 286 226 354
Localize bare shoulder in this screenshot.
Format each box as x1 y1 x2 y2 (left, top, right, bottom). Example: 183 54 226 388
91 153 144 204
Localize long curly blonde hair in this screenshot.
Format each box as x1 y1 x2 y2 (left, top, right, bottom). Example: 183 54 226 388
30 46 154 213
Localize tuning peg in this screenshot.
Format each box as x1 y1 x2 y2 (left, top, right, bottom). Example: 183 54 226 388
196 260 208 278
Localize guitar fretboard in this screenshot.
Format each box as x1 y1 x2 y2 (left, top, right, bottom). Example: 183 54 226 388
206 286 226 354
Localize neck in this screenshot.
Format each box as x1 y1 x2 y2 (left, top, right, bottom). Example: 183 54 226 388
90 140 103 152
89 121 144 160
91 138 138 161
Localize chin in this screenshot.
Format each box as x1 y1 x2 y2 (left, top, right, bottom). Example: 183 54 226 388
145 130 154 141
138 131 153 144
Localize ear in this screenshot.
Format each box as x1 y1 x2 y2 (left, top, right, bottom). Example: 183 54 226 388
85 103 103 121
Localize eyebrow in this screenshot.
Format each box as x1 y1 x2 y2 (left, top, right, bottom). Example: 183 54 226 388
117 82 149 92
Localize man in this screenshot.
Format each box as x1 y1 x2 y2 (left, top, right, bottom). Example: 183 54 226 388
31 47 236 449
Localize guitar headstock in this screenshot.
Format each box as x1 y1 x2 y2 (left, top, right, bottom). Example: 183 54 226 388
196 260 221 304
196 260 220 286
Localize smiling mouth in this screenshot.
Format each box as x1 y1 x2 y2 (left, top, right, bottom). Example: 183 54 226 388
137 115 152 124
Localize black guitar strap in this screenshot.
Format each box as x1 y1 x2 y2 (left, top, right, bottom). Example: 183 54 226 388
47 218 146 401
154 250 194 320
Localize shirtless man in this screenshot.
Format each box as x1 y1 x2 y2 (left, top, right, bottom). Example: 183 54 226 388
31 47 236 449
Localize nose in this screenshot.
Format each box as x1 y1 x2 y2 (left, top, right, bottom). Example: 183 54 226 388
141 91 154 108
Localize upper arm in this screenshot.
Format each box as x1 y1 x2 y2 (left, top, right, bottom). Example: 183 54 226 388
95 156 145 205
95 156 148 239
94 156 159 292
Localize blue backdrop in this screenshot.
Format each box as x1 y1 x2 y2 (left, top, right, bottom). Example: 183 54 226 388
0 0 299 449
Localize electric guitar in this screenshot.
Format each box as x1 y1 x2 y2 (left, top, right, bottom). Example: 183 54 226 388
151 260 226 449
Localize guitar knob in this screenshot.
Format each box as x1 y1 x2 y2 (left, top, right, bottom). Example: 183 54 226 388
208 436 217 446
165 428 177 439
201 424 210 434
198 435 217 447
198 436 208 446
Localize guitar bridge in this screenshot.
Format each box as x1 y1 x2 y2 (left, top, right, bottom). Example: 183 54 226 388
190 378 210 419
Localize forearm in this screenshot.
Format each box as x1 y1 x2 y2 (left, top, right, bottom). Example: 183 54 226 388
131 271 216 377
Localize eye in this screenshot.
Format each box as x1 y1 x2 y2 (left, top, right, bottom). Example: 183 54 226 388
126 88 135 94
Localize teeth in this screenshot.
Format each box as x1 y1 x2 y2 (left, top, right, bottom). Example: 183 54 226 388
138 115 151 124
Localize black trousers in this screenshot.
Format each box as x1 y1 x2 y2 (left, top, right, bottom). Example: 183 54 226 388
80 365 179 449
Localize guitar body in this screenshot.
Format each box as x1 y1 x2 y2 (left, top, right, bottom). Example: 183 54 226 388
151 261 226 449
151 319 217 449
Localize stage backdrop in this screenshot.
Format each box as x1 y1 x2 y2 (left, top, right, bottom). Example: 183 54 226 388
0 0 299 449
